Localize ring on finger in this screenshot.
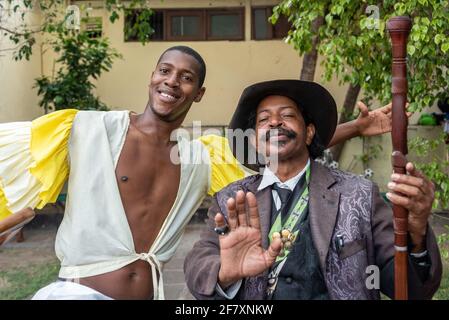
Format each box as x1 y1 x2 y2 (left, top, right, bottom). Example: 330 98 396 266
214 225 230 236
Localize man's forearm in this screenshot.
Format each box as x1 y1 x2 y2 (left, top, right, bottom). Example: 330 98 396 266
328 120 359 147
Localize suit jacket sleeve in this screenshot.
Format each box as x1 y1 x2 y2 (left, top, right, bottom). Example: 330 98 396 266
371 183 443 299
184 195 227 300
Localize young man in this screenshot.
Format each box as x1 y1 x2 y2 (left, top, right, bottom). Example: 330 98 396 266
0 47 400 300
184 80 442 300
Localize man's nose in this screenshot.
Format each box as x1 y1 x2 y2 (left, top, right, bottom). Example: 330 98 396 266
268 116 283 128
164 74 180 88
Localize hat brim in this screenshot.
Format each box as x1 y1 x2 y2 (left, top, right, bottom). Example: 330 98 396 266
228 80 337 169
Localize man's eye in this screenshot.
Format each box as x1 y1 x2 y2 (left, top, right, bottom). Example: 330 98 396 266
183 75 192 81
160 68 169 74
282 114 295 118
258 118 268 123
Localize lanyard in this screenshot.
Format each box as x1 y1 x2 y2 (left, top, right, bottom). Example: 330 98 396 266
268 166 310 263
266 166 311 298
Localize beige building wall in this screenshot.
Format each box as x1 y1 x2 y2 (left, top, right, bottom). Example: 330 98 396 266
69 0 348 126
0 2 43 122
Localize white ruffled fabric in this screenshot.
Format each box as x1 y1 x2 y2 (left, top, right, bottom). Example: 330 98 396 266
0 121 41 214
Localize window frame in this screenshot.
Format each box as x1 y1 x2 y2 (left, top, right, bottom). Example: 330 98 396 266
165 9 206 41
206 8 245 41
251 6 273 40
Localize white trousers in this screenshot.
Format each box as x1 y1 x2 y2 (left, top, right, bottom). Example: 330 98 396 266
32 281 113 300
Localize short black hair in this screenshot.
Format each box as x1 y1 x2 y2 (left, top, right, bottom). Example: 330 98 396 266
157 46 206 88
246 106 325 160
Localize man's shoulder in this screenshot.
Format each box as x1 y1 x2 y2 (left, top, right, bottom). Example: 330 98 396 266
218 174 261 194
330 169 375 198
74 110 129 129
75 109 129 118
213 174 261 209
314 161 374 192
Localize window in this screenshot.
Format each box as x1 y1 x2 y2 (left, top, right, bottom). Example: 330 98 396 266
82 17 103 39
166 10 205 41
124 8 244 42
207 9 244 40
252 7 291 40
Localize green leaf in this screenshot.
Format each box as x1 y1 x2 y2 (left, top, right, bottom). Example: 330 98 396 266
435 34 445 45
109 11 119 23
442 42 449 53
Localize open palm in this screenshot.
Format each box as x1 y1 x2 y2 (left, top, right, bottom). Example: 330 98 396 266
216 191 282 288
356 101 411 137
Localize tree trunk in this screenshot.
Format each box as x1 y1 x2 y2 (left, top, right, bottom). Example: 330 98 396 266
300 16 324 81
330 83 361 161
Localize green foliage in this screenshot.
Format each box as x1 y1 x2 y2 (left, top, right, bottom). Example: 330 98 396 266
34 30 121 111
124 9 155 42
0 0 154 61
358 140 383 166
273 0 449 113
409 134 449 209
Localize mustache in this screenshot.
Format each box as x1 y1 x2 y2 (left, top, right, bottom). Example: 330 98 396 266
265 128 297 141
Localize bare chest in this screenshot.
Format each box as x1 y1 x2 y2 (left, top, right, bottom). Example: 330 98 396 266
115 129 181 252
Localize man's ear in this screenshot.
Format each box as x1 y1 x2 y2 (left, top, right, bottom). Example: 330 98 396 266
194 87 206 103
306 123 316 146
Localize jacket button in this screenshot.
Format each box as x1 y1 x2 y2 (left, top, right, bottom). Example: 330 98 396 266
285 277 293 284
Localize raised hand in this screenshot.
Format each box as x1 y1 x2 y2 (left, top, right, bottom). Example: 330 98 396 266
216 190 282 288
355 101 412 137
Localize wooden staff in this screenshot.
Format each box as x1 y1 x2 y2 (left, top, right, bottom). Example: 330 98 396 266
387 16 412 300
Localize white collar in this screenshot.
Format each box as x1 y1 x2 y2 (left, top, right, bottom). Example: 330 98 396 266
257 159 310 192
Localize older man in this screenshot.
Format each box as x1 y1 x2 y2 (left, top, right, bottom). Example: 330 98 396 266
184 80 442 300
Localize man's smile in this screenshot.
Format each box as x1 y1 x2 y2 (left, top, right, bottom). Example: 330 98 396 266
157 89 181 104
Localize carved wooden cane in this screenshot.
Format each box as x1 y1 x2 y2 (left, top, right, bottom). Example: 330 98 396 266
387 16 412 300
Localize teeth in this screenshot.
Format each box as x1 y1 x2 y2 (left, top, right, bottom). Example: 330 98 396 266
161 92 176 100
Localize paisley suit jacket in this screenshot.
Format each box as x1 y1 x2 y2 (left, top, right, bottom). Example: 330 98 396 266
184 161 442 300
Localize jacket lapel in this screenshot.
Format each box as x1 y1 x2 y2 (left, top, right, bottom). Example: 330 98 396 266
308 161 340 273
256 187 272 250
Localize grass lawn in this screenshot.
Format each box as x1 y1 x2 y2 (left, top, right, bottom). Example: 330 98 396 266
0 260 59 300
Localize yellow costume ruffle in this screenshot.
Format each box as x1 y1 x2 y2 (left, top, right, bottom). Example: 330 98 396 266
0 109 78 219
199 134 256 196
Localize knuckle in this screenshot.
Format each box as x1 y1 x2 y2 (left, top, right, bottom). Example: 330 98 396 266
418 179 425 188
411 188 420 197
403 198 411 207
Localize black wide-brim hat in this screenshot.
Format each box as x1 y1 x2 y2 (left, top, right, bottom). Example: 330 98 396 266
228 80 338 170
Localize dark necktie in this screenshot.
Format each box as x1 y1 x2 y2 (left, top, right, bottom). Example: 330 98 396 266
272 184 292 224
